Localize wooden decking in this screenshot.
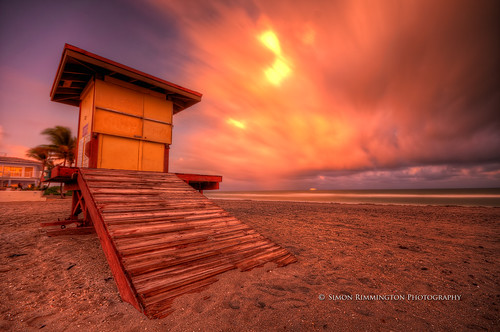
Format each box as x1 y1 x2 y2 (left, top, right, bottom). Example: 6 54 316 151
77 168 296 318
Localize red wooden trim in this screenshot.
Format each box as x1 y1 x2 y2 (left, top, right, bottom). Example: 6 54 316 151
163 145 170 173
46 166 79 182
76 100 82 166
53 44 202 99
175 173 222 183
77 172 143 312
89 134 99 168
201 182 219 190
175 173 222 192
64 182 79 191
71 189 79 216
50 45 69 98
71 190 81 216
55 166 78 178
46 227 95 237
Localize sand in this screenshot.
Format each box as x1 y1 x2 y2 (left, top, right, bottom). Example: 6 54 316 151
0 198 498 331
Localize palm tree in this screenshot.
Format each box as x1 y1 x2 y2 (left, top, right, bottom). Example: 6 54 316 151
41 126 76 167
40 126 76 198
26 146 53 187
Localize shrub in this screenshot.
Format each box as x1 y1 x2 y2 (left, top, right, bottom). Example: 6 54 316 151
43 186 60 195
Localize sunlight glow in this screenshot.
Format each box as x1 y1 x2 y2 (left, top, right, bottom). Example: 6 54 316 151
259 30 281 55
259 30 291 86
301 25 316 45
265 58 291 86
227 118 246 129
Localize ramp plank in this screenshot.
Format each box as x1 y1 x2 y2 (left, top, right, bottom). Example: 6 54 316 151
77 168 296 318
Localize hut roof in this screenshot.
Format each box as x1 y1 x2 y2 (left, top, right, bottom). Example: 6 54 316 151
50 44 202 114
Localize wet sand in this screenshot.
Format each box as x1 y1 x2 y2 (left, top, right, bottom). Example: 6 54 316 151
0 199 498 331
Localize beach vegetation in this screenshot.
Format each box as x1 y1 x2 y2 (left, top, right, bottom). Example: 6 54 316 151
26 146 54 186
40 126 76 167
27 126 76 196
43 186 60 196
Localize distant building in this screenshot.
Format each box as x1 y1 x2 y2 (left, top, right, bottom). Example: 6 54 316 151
0 156 43 188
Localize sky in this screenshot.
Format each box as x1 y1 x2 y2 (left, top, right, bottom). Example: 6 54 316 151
0 0 499 190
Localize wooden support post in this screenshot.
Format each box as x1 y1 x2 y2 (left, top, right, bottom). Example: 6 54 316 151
87 134 99 168
71 189 80 218
163 144 170 173
69 190 92 226
46 227 95 237
76 173 143 312
42 185 93 230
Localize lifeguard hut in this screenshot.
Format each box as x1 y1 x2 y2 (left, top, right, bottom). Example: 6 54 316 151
44 44 296 319
50 44 217 186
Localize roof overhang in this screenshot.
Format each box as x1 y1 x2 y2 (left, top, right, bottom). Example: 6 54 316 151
0 157 42 166
50 44 202 114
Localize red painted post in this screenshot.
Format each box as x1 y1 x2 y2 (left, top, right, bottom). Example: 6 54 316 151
88 134 99 168
70 189 80 220
76 173 143 312
163 144 170 173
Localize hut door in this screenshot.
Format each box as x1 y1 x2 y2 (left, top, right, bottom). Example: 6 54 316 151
97 136 164 172
99 135 140 170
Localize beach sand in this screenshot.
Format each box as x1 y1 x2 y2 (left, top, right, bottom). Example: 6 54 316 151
0 199 498 331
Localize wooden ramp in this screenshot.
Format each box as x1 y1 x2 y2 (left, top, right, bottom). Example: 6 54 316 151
76 168 296 318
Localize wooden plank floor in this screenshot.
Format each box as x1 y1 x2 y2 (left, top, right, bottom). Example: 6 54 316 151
78 168 297 318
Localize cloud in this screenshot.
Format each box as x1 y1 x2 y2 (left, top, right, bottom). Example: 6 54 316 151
293 163 500 190
146 0 499 188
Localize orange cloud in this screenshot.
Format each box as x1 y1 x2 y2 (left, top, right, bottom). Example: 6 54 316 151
147 0 499 189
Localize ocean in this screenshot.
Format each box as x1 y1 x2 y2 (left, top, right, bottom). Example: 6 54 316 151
205 188 500 207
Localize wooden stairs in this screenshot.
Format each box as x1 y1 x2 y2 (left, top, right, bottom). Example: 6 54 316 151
75 168 296 318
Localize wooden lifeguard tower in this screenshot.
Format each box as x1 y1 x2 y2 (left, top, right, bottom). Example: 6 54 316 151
44 45 296 318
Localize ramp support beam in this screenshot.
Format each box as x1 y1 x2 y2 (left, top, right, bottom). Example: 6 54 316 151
76 173 143 312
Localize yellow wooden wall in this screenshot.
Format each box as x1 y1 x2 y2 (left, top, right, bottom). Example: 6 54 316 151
78 78 173 172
